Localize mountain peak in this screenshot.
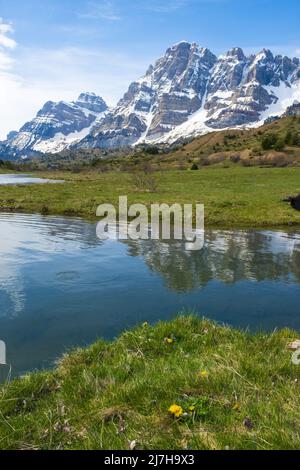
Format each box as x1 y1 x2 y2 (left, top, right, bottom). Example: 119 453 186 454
77 91 97 100
226 47 245 61
2 41 300 159
171 40 192 48
75 92 108 113
256 48 274 61
2 93 108 157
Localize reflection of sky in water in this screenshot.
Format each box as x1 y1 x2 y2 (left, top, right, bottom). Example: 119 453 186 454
0 213 98 318
1 213 300 377
0 174 63 185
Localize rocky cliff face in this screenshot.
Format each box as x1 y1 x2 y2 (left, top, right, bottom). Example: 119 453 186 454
79 42 217 149
1 93 108 158
284 101 300 117
2 41 300 159
78 42 300 148
204 48 300 129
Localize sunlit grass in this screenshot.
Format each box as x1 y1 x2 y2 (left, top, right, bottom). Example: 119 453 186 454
1 315 300 450
0 167 300 227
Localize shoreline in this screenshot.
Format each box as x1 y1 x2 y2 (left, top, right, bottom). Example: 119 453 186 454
1 207 300 232
1 167 300 228
0 315 300 450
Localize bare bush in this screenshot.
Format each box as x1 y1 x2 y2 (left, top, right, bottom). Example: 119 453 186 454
230 154 241 163
129 163 159 192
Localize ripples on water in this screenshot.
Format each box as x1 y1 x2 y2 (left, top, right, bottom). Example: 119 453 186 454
0 212 300 376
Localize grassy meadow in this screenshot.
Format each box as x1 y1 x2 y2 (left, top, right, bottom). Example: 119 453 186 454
1 316 300 450
0 166 300 227
1 140 300 450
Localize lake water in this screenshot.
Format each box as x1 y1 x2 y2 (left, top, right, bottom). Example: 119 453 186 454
0 174 63 185
1 212 300 377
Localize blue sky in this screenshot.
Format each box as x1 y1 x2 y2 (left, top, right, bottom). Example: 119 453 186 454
0 0 300 138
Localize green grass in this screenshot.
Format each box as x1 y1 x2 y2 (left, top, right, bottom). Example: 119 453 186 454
1 315 300 450
1 167 300 227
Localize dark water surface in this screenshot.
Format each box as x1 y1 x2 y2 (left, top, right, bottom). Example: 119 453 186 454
1 213 300 376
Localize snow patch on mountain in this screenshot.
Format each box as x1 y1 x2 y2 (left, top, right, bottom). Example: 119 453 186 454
2 42 300 159
1 93 108 157
76 43 300 149
33 111 107 153
257 82 300 125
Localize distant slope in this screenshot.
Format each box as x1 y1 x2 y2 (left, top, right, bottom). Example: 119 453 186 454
158 115 300 168
33 115 300 171
2 41 300 160
0 93 108 160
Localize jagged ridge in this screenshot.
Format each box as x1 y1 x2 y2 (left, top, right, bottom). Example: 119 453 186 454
2 41 300 159
1 92 108 159
77 42 300 149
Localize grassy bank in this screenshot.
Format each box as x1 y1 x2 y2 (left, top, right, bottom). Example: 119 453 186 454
0 316 300 450
1 167 300 227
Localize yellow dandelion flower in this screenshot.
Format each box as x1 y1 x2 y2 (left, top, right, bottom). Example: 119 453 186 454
169 404 183 418
233 403 241 411
165 337 174 344
199 370 208 378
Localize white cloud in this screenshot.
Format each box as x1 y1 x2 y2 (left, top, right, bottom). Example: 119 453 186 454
0 18 17 49
0 38 149 139
0 50 14 70
0 18 16 72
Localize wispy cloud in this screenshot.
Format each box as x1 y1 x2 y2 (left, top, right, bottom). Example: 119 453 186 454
0 40 149 139
144 0 189 13
143 0 226 13
0 18 17 50
79 1 121 21
0 18 17 74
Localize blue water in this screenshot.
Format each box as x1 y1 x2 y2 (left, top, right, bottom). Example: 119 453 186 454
0 174 63 185
0 212 300 376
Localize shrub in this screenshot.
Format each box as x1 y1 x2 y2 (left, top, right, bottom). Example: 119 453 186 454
269 154 290 167
261 133 277 150
285 130 300 146
144 146 160 155
230 154 241 163
274 137 285 152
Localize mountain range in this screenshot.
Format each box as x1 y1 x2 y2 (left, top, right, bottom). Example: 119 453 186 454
2 41 300 160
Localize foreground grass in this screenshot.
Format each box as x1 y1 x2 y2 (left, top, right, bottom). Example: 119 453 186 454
1 316 300 450
1 167 300 227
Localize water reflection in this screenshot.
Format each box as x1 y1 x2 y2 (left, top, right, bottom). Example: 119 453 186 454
124 231 300 292
0 213 101 318
0 174 63 185
0 213 300 376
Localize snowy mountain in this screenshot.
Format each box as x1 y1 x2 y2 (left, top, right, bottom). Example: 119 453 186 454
0 93 108 158
77 42 300 149
2 41 300 159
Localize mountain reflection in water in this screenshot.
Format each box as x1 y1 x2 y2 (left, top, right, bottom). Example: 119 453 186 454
124 230 300 292
0 212 300 376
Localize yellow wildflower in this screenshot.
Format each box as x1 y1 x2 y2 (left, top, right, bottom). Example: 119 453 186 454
233 403 241 412
199 370 208 378
169 405 183 418
165 337 174 344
